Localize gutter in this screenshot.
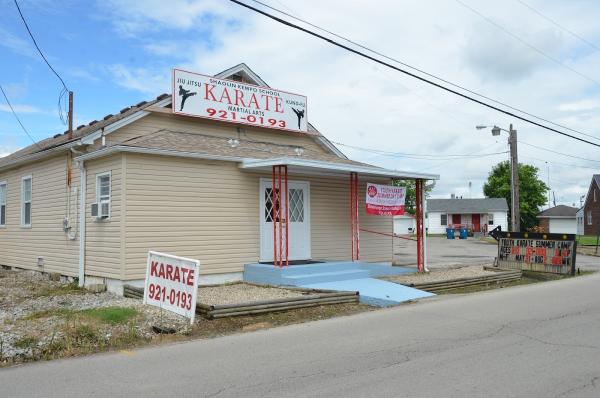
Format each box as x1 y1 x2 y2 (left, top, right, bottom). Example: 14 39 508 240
0 139 83 172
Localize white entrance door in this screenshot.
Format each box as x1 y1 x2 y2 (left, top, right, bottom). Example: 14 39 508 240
260 179 311 262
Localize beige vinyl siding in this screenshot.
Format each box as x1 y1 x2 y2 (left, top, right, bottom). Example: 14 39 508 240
309 175 392 262
84 154 123 279
123 153 393 279
0 154 79 275
124 153 260 278
94 112 331 155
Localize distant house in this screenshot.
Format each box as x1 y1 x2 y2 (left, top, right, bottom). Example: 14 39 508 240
393 214 416 235
576 207 584 235
581 175 600 236
427 198 508 234
537 205 578 234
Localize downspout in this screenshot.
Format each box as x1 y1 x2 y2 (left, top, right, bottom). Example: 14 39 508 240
78 160 87 287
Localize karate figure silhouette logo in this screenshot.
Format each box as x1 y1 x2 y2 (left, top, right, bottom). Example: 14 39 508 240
178 85 197 111
292 107 305 129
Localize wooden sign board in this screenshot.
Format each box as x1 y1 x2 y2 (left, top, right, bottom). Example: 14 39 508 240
496 231 576 275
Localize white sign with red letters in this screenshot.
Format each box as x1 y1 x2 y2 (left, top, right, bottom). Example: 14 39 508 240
365 183 406 216
143 251 200 324
172 68 308 133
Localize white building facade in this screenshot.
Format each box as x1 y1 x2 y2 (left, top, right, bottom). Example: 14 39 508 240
426 198 508 234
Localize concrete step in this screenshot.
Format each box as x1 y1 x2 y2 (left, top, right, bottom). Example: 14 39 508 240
281 269 370 285
276 263 363 275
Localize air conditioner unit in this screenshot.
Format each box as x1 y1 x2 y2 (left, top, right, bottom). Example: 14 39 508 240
91 202 109 219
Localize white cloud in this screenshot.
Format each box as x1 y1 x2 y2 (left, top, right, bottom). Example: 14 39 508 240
106 64 170 95
0 104 45 114
97 0 600 205
0 27 36 58
98 0 230 35
557 99 600 112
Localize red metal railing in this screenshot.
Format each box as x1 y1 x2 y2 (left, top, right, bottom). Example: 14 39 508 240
350 172 360 261
272 165 288 267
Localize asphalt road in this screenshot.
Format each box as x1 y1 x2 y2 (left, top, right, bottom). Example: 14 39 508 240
394 236 600 270
2 273 600 397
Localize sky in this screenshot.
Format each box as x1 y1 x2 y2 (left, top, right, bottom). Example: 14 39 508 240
1 0 600 207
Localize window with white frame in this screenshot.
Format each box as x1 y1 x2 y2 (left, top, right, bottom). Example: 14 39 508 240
21 176 32 227
488 213 494 225
0 182 6 226
588 210 593 225
440 214 447 226
96 172 111 219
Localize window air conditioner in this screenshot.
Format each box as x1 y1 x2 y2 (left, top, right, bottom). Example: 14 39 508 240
91 202 109 219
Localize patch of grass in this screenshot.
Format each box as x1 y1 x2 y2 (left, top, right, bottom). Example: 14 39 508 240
14 336 37 349
80 307 138 325
35 281 86 297
577 235 600 246
24 308 75 320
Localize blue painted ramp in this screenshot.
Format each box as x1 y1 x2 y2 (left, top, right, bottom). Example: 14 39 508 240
302 278 434 307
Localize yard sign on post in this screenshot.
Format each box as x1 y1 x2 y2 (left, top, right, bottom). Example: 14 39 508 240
365 183 406 216
144 251 200 324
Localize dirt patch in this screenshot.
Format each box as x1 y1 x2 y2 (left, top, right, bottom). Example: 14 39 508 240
577 246 600 257
383 265 497 285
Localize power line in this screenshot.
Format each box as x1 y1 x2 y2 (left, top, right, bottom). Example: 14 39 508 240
0 84 42 149
515 0 600 53
454 0 600 87
519 141 600 164
13 0 68 91
232 0 600 148
331 141 508 160
522 155 600 171
13 0 69 125
248 0 600 143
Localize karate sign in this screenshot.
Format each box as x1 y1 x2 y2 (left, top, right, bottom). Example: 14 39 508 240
365 183 406 216
496 231 576 275
143 251 200 324
172 68 308 133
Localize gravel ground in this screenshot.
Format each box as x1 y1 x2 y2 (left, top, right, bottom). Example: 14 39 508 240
385 265 498 285
1 270 326 365
198 283 316 306
0 269 188 364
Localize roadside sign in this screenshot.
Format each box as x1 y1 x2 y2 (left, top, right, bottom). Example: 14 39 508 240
365 183 406 216
143 251 200 324
494 231 576 275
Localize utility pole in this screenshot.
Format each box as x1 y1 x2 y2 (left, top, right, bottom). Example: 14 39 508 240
68 91 73 140
476 124 521 232
509 124 520 232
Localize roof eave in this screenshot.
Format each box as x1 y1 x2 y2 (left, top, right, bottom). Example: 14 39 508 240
240 157 440 180
0 139 83 172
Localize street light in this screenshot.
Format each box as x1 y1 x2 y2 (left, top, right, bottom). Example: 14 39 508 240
477 124 520 232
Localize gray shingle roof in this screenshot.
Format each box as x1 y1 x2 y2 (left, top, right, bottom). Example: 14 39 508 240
428 198 508 213
537 205 578 218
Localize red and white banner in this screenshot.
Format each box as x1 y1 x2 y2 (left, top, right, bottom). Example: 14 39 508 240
172 68 308 133
365 183 406 216
143 251 200 324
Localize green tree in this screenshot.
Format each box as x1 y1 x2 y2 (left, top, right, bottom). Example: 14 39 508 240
483 161 548 230
392 179 436 215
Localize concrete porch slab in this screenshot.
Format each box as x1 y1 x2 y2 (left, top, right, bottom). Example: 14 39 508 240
243 261 432 307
